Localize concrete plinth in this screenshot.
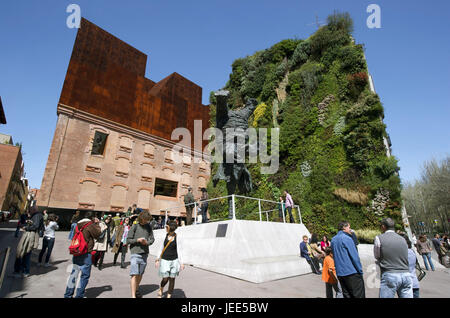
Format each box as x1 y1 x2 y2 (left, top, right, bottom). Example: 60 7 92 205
149 220 312 283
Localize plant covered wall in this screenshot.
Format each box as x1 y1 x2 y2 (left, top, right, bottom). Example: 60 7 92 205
207 12 402 236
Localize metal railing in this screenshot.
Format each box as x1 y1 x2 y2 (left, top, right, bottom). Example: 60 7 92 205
147 194 302 226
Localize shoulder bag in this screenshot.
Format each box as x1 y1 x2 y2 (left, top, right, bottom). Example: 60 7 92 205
415 259 426 282
158 234 176 260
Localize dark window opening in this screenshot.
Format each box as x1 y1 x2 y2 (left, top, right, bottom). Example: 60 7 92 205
154 178 178 197
91 131 108 155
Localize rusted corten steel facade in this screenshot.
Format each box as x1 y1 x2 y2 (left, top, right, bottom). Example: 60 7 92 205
37 18 210 220
59 18 209 149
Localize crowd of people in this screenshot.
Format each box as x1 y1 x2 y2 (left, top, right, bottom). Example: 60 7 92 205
10 202 449 299
63 209 184 298
11 204 186 298
300 218 450 298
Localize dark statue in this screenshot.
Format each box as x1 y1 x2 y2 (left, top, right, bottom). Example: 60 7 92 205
212 90 258 219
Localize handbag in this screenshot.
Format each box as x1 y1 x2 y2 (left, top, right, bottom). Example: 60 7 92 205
415 259 426 281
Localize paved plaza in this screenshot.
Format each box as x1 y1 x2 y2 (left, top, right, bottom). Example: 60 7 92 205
1 220 449 298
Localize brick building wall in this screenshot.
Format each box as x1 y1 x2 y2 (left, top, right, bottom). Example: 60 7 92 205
0 144 25 213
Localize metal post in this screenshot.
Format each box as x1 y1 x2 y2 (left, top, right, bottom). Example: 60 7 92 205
193 202 197 225
232 194 236 220
282 204 286 223
266 211 269 222
297 206 302 224
258 199 262 222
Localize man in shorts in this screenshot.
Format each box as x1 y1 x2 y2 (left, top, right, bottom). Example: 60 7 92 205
126 211 154 298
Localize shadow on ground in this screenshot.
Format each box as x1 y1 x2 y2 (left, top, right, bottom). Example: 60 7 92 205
165 288 186 298
31 260 68 276
98 261 131 270
139 284 159 296
85 285 113 298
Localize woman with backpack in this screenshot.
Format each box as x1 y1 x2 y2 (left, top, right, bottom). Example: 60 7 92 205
38 214 59 267
155 220 184 298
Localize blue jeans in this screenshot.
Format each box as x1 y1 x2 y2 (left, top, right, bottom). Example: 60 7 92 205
64 253 92 298
39 237 55 264
14 251 31 275
68 223 77 240
379 272 413 298
422 253 435 271
130 253 148 276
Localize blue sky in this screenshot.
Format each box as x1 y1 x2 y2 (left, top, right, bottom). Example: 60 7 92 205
0 0 449 189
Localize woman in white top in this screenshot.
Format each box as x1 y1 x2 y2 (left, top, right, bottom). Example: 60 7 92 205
38 214 59 267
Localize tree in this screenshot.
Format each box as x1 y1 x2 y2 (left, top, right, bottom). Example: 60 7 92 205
402 156 450 234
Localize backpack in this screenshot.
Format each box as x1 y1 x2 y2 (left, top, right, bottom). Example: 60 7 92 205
69 222 92 256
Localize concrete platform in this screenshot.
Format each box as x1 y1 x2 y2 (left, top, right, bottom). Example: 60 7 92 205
149 220 312 283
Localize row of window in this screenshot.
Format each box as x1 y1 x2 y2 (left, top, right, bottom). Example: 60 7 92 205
91 131 207 171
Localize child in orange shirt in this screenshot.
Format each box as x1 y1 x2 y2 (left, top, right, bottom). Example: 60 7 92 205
322 247 343 298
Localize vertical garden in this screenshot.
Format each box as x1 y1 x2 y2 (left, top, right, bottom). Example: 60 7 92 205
207 12 403 240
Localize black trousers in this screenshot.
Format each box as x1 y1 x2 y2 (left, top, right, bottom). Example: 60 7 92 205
201 204 208 223
338 273 365 298
286 207 294 223
307 258 321 274
113 243 127 267
325 282 342 298
185 206 193 225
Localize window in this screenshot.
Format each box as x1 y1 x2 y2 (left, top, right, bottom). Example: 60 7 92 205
91 131 108 155
154 178 178 197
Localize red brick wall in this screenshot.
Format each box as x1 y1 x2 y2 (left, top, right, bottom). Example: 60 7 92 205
0 144 20 210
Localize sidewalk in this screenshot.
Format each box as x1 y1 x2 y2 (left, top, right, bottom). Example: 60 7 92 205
1 221 449 298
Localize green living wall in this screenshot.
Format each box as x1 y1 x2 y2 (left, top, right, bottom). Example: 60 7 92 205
207 12 403 239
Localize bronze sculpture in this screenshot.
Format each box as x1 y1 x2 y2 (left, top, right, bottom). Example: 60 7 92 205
212 90 258 219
